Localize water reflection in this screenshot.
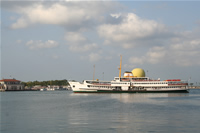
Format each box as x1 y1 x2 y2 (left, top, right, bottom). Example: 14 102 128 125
67 92 194 132
110 93 189 103
70 92 189 104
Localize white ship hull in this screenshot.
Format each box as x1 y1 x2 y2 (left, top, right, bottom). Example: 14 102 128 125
69 77 189 93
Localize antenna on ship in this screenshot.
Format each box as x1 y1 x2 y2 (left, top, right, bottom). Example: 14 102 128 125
93 64 95 81
118 55 122 78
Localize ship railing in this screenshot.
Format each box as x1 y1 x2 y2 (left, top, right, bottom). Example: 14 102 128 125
168 83 188 86
131 80 161 82
92 83 111 85
85 80 111 85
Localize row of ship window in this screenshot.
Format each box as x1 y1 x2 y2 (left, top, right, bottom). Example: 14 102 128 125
111 82 177 85
87 86 185 89
88 85 184 88
88 85 115 89
88 82 182 85
145 86 183 88
133 82 167 84
111 82 129 84
111 82 167 85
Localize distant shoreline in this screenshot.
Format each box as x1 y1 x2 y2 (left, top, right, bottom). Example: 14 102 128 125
0 89 70 92
1 88 200 92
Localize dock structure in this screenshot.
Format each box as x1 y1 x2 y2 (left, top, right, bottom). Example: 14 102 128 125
0 89 5 92
189 86 200 89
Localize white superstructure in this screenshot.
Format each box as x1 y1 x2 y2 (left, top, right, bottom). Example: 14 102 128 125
69 77 188 93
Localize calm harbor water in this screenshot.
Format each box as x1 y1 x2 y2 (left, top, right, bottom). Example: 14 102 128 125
1 90 200 133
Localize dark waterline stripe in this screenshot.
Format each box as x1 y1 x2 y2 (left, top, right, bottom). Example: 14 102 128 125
74 90 189 93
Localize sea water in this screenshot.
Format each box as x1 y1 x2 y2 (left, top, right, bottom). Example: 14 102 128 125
1 90 200 133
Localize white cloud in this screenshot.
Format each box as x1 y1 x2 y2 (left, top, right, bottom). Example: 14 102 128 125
128 36 200 67
52 54 59 59
69 43 98 52
8 1 117 30
98 13 169 48
146 46 167 64
123 64 136 69
65 32 87 43
64 31 101 62
80 50 104 62
110 13 121 18
11 3 84 29
89 52 102 62
16 39 22 44
129 56 146 65
97 12 200 67
129 46 166 65
169 38 200 66
26 40 59 50
65 32 98 52
171 39 200 51
4 1 200 66
11 18 28 29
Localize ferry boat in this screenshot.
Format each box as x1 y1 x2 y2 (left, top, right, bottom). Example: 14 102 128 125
69 56 189 93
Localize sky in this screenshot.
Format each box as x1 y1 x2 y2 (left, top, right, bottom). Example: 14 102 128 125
1 0 200 85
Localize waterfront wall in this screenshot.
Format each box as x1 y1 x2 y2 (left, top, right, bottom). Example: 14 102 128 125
189 86 200 89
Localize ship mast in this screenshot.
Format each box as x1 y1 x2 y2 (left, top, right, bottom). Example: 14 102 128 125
118 55 122 78
93 64 95 81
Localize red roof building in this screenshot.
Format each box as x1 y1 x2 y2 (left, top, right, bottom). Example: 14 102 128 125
0 79 21 82
0 79 24 91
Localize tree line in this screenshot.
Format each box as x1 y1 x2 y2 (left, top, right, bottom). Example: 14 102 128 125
22 79 69 87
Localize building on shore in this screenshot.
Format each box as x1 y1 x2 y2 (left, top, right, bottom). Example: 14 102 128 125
0 79 24 91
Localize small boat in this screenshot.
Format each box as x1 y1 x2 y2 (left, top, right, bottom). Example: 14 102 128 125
40 88 47 91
